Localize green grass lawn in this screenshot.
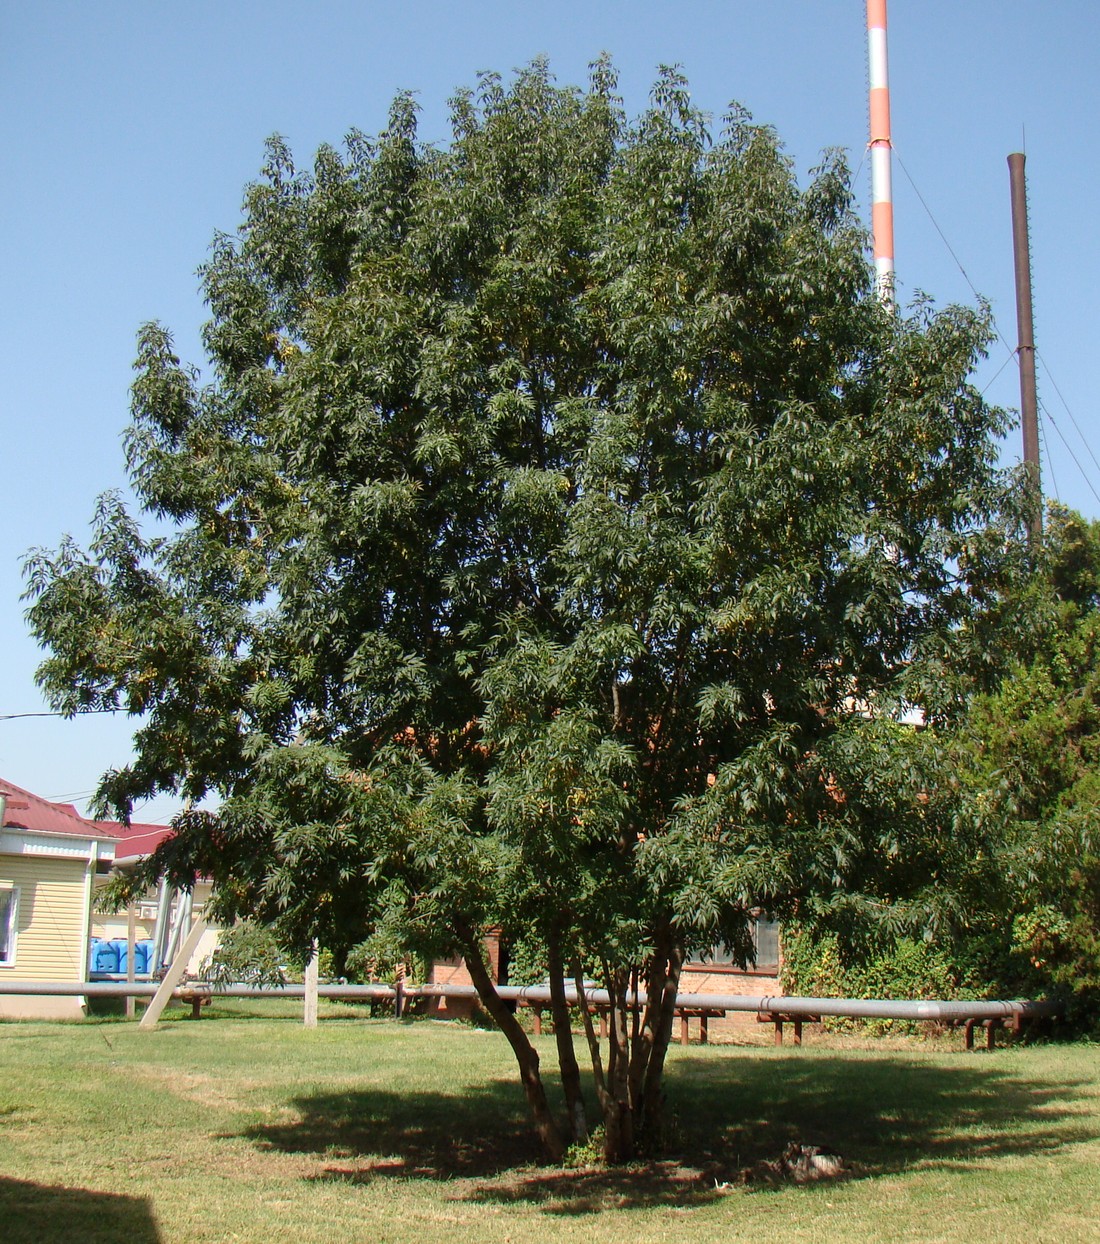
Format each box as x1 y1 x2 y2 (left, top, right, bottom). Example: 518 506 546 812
1 1002 1098 1242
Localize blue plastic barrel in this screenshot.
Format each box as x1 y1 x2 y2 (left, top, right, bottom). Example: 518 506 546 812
92 940 119 973
135 941 153 974
110 938 129 973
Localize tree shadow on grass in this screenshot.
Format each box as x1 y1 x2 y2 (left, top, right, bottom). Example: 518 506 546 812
664 1053 1098 1177
237 1054 1098 1215
235 1076 543 1178
0 1176 161 1244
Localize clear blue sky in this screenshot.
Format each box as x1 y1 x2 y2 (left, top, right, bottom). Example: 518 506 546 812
3 1 1098 822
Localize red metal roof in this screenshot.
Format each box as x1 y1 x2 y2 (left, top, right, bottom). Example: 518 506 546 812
0 777 124 839
101 821 175 859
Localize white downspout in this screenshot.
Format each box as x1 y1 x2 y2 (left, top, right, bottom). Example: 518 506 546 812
82 839 99 986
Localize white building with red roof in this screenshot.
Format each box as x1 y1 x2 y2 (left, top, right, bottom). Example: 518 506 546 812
0 776 123 1017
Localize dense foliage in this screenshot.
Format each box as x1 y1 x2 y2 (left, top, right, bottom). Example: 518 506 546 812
24 61 1026 1159
200 918 288 988
780 924 975 1033
782 506 1100 1031
955 506 1100 1022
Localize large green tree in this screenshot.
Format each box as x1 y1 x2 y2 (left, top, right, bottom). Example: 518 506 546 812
25 61 1023 1160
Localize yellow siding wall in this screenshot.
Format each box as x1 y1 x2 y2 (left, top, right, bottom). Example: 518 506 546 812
90 913 157 940
90 875 157 942
0 854 88 982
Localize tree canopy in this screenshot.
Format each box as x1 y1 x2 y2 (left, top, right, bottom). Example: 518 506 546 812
24 60 1026 1160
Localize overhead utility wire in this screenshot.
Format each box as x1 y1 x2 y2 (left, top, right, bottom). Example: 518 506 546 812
894 150 1016 358
851 151 866 187
1042 414 1100 508
979 350 1016 398
0 708 120 721
1037 348 1100 479
894 148 1100 509
1038 416 1061 503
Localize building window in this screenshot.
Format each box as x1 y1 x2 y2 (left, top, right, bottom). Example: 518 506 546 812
0 886 18 966
751 916 781 974
689 915 782 975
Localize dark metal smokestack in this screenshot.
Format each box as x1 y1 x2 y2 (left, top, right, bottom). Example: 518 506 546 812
1008 151 1042 538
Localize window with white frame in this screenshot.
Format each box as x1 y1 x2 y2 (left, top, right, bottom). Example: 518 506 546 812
0 886 18 965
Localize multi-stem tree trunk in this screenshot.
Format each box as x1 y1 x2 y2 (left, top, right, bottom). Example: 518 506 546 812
547 935 588 1143
635 941 684 1146
459 922 685 1165
601 965 635 1162
456 923 565 1163
584 939 685 1163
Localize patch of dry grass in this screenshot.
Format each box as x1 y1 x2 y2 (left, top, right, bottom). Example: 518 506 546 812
1 1005 1097 1242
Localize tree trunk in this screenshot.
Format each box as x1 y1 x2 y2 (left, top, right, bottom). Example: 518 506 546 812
627 931 670 1112
601 965 634 1162
573 959 609 1111
456 923 564 1162
628 939 664 1115
635 943 684 1149
547 936 588 1142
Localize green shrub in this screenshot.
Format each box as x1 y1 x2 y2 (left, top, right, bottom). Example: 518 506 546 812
200 920 289 987
780 924 976 1034
504 935 549 987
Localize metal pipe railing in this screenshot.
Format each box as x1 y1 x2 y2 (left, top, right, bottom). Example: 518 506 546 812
0 978 1061 1022
0 980 396 999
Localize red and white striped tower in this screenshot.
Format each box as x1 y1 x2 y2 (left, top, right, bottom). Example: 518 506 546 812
867 0 895 306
